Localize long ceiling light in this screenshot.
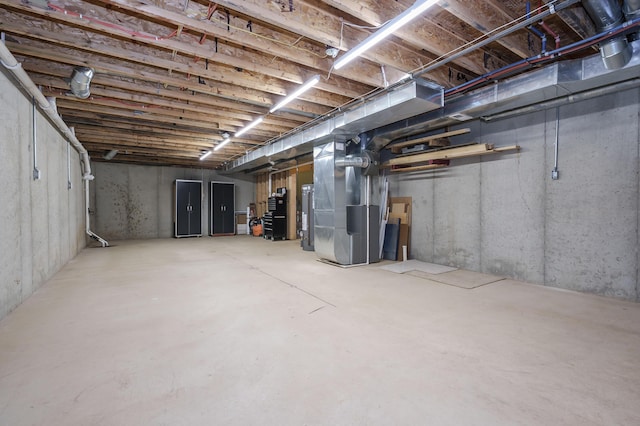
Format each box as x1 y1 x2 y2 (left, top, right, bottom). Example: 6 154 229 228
214 138 231 152
269 75 320 113
199 150 212 161
333 0 439 70
235 117 264 138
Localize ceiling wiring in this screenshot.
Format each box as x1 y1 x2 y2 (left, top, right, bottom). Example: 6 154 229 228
408 0 564 76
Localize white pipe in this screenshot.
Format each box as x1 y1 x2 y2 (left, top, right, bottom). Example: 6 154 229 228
0 41 108 247
85 178 108 247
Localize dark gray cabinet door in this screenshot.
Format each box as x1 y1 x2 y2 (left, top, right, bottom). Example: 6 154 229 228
175 180 202 237
210 182 235 235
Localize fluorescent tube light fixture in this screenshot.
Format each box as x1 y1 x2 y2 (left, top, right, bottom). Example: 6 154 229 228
214 138 231 151
333 0 439 70
269 75 320 113
235 117 264 138
199 150 212 161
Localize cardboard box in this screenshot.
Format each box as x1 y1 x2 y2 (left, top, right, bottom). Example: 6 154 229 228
236 213 247 225
391 203 406 213
388 212 408 224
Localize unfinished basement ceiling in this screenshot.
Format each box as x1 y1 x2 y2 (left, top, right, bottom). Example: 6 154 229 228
0 0 595 169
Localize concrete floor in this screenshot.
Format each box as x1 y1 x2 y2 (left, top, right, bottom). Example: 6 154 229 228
1 237 639 425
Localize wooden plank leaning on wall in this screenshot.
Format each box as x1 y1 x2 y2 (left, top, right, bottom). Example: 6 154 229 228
255 173 269 218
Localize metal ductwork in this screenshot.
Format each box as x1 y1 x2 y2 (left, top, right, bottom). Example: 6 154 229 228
583 0 632 69
227 32 640 175
370 38 640 147
624 0 640 38
335 151 379 175
314 141 379 265
225 80 443 173
69 66 94 99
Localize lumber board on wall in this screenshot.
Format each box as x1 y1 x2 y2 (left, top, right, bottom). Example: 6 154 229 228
389 128 471 153
386 144 494 166
386 144 520 170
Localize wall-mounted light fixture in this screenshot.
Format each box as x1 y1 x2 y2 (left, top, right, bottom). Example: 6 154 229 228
235 117 264 138
270 75 320 113
333 0 439 70
103 149 118 160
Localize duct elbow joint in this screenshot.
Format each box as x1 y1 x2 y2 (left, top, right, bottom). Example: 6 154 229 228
583 0 633 69
70 67 94 99
600 37 632 69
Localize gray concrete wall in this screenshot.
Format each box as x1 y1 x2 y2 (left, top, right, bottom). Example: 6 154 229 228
0 69 86 320
91 162 254 240
391 89 640 301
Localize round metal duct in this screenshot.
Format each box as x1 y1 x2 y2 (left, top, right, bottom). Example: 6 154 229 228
69 67 94 99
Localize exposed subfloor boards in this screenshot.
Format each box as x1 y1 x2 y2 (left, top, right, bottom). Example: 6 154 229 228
1 237 639 425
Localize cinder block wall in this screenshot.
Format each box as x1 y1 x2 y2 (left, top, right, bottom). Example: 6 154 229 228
91 162 254 240
391 89 640 301
0 69 86 320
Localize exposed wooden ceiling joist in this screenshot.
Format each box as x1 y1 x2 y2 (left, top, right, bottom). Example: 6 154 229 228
0 0 592 169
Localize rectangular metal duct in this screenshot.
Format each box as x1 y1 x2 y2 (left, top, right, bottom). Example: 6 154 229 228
452 39 640 120
370 39 640 145
225 81 443 173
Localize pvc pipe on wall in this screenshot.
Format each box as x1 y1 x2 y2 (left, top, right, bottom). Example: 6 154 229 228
0 42 92 178
0 41 108 247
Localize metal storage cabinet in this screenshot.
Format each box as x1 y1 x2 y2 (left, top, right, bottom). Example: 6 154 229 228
210 182 235 236
263 193 287 240
174 180 202 237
